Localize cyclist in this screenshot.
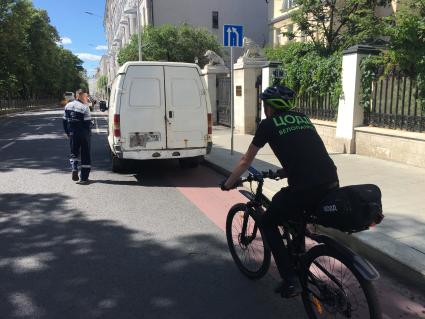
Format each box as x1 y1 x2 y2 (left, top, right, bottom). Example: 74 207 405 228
221 85 339 298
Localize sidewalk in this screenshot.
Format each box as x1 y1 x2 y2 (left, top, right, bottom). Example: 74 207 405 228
205 126 425 290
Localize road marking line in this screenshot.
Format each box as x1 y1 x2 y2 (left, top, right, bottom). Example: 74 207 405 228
1 141 16 150
94 115 100 133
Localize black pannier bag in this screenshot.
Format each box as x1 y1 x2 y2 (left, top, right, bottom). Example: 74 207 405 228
310 184 384 233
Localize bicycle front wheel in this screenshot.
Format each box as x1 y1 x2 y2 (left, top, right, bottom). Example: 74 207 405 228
301 244 381 319
226 203 271 279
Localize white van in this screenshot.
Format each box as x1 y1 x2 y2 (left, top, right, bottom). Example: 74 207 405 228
107 61 212 172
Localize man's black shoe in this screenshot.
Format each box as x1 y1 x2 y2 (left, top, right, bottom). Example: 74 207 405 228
76 179 90 185
72 170 79 181
274 278 302 298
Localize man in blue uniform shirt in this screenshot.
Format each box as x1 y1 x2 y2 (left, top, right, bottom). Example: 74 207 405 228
63 89 93 184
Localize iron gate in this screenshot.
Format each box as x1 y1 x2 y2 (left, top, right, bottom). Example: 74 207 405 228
216 77 231 126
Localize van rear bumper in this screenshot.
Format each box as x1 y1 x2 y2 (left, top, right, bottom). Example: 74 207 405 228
121 148 207 160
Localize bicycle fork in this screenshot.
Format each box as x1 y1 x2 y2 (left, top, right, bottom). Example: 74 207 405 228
240 208 259 246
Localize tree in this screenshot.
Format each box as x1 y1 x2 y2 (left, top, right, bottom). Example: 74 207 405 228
0 0 87 99
118 24 221 67
382 0 425 76
286 0 391 55
97 75 108 98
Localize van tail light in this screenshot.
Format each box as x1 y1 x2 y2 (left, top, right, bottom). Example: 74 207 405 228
207 113 212 135
113 114 121 137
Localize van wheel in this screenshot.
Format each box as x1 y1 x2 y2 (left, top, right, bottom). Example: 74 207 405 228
111 152 125 173
179 156 204 169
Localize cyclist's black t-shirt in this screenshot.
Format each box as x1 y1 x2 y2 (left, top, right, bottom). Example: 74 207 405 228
252 111 338 190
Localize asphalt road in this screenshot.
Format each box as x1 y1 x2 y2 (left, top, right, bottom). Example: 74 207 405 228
0 108 424 319
0 108 307 319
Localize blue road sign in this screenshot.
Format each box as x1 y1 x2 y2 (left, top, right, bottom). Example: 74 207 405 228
223 25 244 47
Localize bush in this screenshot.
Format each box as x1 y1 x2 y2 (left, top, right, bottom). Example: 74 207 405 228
265 42 342 106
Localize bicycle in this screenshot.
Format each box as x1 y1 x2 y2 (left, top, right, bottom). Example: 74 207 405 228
225 167 382 319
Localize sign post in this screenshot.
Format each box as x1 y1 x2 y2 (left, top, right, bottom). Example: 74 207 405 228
223 24 243 155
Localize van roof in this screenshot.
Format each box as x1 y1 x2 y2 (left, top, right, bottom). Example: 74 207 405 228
118 61 201 74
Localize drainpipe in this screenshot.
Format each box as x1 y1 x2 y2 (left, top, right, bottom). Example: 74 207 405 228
150 0 154 26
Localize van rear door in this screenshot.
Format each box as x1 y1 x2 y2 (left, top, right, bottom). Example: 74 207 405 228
120 65 166 150
164 66 208 149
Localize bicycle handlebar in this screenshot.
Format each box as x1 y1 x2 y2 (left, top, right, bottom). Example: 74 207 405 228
239 167 287 185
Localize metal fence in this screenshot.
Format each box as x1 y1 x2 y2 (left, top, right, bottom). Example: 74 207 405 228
294 93 337 121
0 98 57 114
365 73 425 132
216 77 231 126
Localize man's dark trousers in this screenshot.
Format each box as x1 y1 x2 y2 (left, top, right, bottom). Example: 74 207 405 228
69 127 91 181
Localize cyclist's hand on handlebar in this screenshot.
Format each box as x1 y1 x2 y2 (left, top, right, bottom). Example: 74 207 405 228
276 168 288 179
219 178 242 191
262 169 288 180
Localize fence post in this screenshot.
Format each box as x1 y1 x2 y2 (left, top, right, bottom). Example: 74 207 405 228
335 45 380 153
233 58 267 134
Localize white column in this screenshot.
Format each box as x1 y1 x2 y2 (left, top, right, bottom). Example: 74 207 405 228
129 15 137 35
123 24 129 44
335 45 380 153
233 63 264 134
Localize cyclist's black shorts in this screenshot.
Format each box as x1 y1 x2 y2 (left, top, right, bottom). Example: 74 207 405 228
265 182 339 225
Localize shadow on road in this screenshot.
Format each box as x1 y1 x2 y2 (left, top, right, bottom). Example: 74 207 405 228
0 192 297 319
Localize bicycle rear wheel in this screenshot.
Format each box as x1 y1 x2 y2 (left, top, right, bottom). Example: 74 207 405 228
301 244 381 319
226 203 271 279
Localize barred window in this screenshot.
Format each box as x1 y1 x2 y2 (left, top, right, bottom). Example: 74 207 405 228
212 11 219 29
281 0 296 10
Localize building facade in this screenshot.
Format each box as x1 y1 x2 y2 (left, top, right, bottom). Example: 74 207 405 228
103 0 268 86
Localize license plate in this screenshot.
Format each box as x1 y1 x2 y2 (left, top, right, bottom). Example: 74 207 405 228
130 132 161 147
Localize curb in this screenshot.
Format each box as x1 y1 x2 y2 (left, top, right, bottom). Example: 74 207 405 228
202 159 232 177
0 105 59 118
203 158 425 293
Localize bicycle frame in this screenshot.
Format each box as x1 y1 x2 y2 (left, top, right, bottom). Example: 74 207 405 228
237 171 380 283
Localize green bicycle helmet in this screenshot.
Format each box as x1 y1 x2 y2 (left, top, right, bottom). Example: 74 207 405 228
259 85 296 111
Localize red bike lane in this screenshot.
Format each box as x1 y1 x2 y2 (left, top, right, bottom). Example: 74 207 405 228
165 165 425 319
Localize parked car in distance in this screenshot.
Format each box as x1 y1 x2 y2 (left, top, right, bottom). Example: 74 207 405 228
64 92 75 102
88 95 96 111
99 100 107 112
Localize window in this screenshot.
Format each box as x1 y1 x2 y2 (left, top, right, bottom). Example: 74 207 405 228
171 79 200 109
281 0 296 11
129 78 161 107
212 11 219 29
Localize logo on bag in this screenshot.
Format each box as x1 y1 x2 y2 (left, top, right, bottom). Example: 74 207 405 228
323 204 338 213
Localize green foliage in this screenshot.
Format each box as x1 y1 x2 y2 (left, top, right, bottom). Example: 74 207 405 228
0 0 87 99
118 24 221 67
360 0 425 109
289 0 390 54
97 75 108 95
265 42 342 106
359 55 382 112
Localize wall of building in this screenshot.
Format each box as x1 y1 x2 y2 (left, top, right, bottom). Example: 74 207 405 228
152 0 268 48
104 0 268 86
311 120 345 154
